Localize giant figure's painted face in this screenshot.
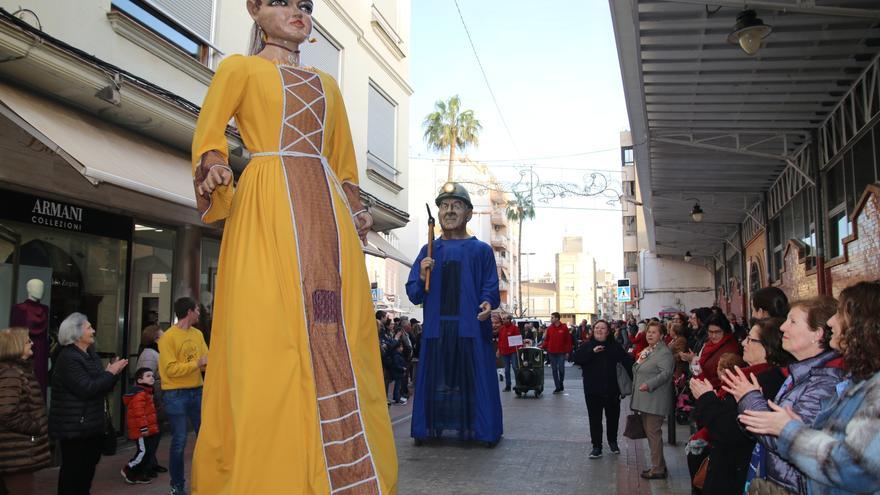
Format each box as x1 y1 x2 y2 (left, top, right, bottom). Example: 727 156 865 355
249 0 314 44
438 199 472 233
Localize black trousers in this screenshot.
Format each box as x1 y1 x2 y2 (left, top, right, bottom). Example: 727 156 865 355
584 392 621 449
58 435 103 495
127 434 160 474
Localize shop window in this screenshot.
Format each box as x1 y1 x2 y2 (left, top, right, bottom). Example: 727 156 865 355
852 132 877 198
130 224 175 362
749 261 762 295
0 218 129 425
828 210 850 259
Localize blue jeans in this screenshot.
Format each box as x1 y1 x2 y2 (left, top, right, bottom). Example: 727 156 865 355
549 353 566 390
502 353 518 387
392 374 404 402
163 387 202 488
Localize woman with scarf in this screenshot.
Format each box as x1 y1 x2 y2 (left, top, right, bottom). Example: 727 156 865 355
631 321 675 479
724 296 846 494
693 313 741 389
688 318 793 494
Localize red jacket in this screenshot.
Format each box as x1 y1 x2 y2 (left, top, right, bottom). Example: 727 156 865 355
630 331 648 359
540 323 573 354
497 324 523 356
123 385 159 440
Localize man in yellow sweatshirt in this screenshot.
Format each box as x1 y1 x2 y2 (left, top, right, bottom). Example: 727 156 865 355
158 297 208 495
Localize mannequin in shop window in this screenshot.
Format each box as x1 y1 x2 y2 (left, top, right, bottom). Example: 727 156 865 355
10 279 50 397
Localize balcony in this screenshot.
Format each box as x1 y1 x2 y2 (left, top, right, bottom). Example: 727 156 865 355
490 233 509 248
495 253 510 269
623 234 638 252
491 210 507 226
499 280 509 291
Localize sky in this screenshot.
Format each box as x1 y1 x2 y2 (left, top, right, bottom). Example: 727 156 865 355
408 0 630 280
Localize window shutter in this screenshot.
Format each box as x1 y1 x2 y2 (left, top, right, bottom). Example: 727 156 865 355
300 28 341 81
143 0 215 43
367 83 396 178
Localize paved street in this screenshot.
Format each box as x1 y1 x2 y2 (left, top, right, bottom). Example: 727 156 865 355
35 364 692 494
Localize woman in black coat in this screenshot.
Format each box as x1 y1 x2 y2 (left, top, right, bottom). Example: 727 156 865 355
572 319 632 459
49 313 128 495
689 317 792 495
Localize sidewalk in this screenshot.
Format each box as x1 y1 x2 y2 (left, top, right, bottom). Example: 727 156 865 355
33 404 415 495
34 370 693 494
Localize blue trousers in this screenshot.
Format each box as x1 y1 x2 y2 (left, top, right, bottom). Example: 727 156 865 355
549 353 566 390
502 353 518 387
163 387 202 488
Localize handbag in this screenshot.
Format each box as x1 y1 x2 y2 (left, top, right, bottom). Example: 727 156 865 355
623 412 647 439
100 396 117 456
692 456 709 489
747 478 797 495
616 362 633 397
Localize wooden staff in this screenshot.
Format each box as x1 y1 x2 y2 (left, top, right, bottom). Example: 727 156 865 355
425 203 435 293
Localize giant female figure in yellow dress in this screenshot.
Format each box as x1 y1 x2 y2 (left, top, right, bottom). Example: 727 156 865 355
190 1 397 493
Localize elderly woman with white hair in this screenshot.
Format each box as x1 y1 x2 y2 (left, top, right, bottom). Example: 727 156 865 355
49 313 128 495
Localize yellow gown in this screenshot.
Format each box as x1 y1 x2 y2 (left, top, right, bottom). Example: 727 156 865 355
190 54 397 494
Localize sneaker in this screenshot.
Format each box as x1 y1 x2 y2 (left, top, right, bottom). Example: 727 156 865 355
170 484 188 495
147 470 159 478
121 467 152 485
503 386 511 392
154 465 168 473
552 389 562 394
609 442 620 454
589 448 602 459
399 397 408 404
640 469 668 479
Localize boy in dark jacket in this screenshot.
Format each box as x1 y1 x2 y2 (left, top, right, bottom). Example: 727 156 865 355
121 367 160 484
390 343 408 405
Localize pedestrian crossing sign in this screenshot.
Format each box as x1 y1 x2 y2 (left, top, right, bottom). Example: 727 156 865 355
617 286 631 302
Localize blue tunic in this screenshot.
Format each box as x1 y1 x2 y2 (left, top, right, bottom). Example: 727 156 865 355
406 237 503 443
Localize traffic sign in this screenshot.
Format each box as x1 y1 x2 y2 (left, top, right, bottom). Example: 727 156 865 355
617 286 632 302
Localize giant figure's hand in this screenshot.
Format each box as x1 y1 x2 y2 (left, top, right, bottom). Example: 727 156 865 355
196 166 232 197
420 257 435 282
477 301 491 321
353 211 373 244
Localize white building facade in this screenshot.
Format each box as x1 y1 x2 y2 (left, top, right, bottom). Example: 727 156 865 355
0 0 412 426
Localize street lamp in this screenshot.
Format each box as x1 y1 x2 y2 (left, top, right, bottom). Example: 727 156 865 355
685 198 704 223
727 9 772 56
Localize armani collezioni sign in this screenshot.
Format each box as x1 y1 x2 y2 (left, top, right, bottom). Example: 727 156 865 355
31 199 84 231
0 188 133 240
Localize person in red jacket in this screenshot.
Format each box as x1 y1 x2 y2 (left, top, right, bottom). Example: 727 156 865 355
540 312 573 393
496 314 523 392
121 367 160 485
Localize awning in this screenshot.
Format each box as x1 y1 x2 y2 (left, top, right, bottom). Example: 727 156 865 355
0 81 195 207
364 231 413 267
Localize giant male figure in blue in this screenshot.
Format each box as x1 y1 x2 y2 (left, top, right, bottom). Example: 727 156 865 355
406 182 503 447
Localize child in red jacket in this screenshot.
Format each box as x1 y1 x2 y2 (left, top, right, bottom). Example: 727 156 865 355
121 367 160 485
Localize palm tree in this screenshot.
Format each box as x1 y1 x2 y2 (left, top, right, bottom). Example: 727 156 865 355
423 95 482 182
506 191 536 316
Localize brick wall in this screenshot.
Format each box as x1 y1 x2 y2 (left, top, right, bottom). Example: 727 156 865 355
828 184 880 296
774 240 819 301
